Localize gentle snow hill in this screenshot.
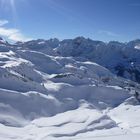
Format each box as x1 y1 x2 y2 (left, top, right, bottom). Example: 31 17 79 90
0 37 140 140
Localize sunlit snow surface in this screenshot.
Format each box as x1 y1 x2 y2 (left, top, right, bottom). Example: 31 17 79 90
0 38 140 139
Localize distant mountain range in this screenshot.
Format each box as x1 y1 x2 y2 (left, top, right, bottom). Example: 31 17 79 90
6 36 140 83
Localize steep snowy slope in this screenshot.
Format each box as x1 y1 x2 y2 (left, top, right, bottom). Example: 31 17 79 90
0 37 140 140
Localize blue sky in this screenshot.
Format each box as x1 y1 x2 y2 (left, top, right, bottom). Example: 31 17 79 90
0 0 140 42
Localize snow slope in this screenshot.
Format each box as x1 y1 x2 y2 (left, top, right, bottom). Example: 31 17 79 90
0 37 140 139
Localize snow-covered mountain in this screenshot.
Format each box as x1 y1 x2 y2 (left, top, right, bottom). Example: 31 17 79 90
15 37 140 83
0 37 140 140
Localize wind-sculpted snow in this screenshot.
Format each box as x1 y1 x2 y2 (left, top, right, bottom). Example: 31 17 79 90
0 37 140 139
0 84 130 126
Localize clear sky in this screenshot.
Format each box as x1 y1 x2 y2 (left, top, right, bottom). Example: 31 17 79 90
0 0 140 42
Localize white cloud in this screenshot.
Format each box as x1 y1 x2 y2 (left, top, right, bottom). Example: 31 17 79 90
98 30 119 37
0 19 31 42
8 32 30 42
0 20 8 26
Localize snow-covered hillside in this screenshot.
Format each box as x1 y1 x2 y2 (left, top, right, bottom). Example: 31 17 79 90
0 37 140 140
15 37 140 83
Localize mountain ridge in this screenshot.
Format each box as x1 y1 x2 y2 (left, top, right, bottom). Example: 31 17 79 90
1 36 139 83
